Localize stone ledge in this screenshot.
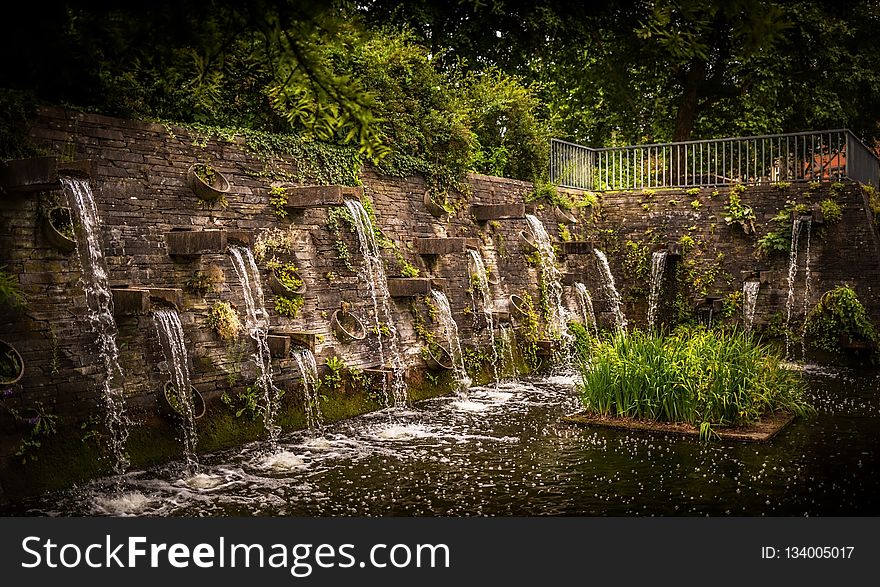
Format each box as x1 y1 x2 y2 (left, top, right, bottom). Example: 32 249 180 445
387 278 432 297
561 411 796 442
414 237 467 256
285 185 363 208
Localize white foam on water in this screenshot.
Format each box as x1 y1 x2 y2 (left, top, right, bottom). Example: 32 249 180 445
94 491 153 516
179 473 224 490
259 451 308 471
374 423 431 441
452 400 490 412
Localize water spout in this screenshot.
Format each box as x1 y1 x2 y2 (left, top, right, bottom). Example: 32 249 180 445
785 216 811 360
228 245 282 451
343 199 408 407
62 176 130 475
593 249 627 333
153 308 198 473
467 249 499 384
525 215 568 338
430 289 471 394
742 281 761 334
291 347 323 435
574 283 600 337
646 251 668 329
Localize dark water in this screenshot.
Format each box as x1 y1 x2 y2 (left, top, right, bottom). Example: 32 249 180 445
5 365 879 516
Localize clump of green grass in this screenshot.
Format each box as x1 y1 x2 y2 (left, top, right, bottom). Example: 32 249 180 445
571 324 814 440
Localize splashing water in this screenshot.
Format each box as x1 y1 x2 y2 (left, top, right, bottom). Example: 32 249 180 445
430 289 472 394
646 251 668 329
785 216 811 360
574 283 600 337
593 249 627 333
344 200 408 407
292 347 323 434
153 308 198 473
62 176 130 475
525 215 568 338
467 249 499 384
498 323 518 382
228 245 282 450
742 281 761 334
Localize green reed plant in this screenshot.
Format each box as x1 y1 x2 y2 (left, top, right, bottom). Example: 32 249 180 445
573 325 814 440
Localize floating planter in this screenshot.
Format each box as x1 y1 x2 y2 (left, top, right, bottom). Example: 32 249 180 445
423 191 447 218
554 206 578 225
331 308 367 342
471 203 527 222
186 163 230 203
424 344 454 371
519 230 539 252
508 294 529 320
0 156 91 194
561 241 593 255
414 237 466 256
284 185 364 209
41 206 77 253
386 277 432 297
0 340 24 385
160 382 206 421
267 265 305 297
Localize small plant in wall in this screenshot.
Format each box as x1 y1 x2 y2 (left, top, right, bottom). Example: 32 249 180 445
723 185 756 234
207 301 242 341
819 198 842 224
268 185 289 219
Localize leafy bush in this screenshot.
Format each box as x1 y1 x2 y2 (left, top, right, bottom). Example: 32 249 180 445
819 198 842 224
207 302 242 341
0 267 25 310
804 286 879 356
573 326 814 440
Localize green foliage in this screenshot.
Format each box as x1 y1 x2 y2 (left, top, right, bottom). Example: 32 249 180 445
864 184 880 226
0 267 26 310
819 198 842 224
184 265 224 296
685 187 700 196
622 240 651 285
575 327 815 441
221 385 261 420
723 189 756 233
322 356 347 392
268 185 289 219
207 301 242 341
690 199 702 210
274 294 304 319
803 286 879 357
0 88 42 160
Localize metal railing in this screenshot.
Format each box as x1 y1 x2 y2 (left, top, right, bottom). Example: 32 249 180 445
550 130 880 191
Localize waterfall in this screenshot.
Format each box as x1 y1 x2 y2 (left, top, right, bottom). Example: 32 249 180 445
574 283 599 337
430 290 471 394
742 281 761 334
153 308 198 472
646 251 668 329
228 245 282 450
800 220 813 360
291 347 323 434
785 216 811 360
61 176 130 475
525 214 568 338
467 249 499 384
344 199 408 408
593 249 628 333
498 323 517 382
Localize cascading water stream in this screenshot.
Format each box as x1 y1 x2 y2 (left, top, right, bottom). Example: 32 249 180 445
574 283 599 337
467 249 499 384
291 347 323 435
785 216 812 360
344 199 408 408
430 289 471 394
153 308 198 473
525 214 568 339
646 251 668 329
61 176 130 476
228 245 282 451
498 323 517 382
742 281 761 334
593 249 628 333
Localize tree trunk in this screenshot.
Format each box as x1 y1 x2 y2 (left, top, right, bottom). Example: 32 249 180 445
672 59 707 142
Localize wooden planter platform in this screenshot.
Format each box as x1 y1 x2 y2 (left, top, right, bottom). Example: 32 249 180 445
561 411 795 442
